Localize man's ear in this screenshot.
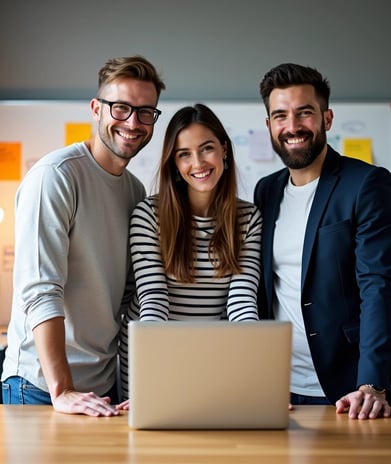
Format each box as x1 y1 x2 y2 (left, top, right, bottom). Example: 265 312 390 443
266 117 270 130
324 109 333 131
90 98 101 122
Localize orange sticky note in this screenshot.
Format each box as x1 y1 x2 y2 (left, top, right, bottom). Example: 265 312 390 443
342 138 373 164
65 123 92 146
0 142 22 180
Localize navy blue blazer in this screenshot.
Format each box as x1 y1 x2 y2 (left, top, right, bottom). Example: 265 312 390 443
254 146 391 403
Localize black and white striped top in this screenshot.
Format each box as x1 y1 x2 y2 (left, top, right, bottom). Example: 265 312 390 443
119 196 262 399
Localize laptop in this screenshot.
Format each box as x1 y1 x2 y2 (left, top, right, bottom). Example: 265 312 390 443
127 320 292 430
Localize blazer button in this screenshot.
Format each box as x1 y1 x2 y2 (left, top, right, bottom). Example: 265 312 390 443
303 302 312 307
309 332 318 337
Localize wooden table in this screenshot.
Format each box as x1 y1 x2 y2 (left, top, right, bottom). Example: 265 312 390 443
0 405 390 463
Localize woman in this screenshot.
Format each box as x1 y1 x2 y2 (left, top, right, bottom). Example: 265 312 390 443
119 103 262 401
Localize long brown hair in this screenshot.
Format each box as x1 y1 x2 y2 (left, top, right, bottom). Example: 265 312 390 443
157 103 241 282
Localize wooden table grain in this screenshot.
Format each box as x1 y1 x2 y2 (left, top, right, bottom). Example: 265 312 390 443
0 405 390 463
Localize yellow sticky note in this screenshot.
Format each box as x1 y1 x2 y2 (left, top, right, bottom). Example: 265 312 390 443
0 142 22 180
342 138 373 164
65 123 92 146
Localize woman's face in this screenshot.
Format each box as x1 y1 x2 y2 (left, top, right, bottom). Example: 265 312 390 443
174 123 227 215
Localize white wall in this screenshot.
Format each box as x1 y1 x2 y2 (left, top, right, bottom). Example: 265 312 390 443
0 100 390 324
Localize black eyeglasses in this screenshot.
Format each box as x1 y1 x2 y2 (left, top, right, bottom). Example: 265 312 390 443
97 98 161 125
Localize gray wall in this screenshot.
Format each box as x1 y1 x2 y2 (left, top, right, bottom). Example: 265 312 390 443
1 0 390 102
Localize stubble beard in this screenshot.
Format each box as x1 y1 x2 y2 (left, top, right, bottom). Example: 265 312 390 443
99 121 152 162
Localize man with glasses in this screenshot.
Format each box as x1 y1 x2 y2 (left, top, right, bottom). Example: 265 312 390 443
1 56 165 416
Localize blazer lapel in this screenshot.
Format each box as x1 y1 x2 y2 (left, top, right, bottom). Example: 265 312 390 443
301 147 340 288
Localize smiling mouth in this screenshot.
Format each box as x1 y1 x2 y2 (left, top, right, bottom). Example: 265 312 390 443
192 169 212 179
285 136 306 145
118 130 139 140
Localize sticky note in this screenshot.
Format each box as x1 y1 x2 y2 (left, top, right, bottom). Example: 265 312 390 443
342 138 373 164
0 142 22 180
65 123 92 146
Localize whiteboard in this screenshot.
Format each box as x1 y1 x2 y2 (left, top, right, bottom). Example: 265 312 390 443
0 100 390 323
1 100 390 194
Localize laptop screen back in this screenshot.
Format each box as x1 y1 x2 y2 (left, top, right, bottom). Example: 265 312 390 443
127 320 291 429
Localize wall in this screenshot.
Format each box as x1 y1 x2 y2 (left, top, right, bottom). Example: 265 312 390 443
0 0 390 102
0 100 390 324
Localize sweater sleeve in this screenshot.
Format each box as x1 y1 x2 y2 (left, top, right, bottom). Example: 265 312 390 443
226 203 262 321
129 199 170 321
13 164 75 329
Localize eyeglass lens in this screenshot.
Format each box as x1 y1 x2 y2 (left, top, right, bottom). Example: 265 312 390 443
110 102 158 124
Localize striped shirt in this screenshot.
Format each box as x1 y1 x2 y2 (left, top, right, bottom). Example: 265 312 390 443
119 196 262 399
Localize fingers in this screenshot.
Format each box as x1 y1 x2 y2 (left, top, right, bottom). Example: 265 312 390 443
73 393 120 417
347 396 364 419
335 397 349 414
116 399 130 410
359 396 390 420
53 391 121 417
383 403 391 418
336 390 390 420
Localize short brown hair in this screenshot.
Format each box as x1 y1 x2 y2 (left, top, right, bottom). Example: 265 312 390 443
97 55 166 97
260 63 330 115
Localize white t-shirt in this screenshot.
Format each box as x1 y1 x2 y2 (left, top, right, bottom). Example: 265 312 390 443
272 177 325 397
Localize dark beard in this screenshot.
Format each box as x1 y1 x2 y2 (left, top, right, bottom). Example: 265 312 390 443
271 122 327 169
